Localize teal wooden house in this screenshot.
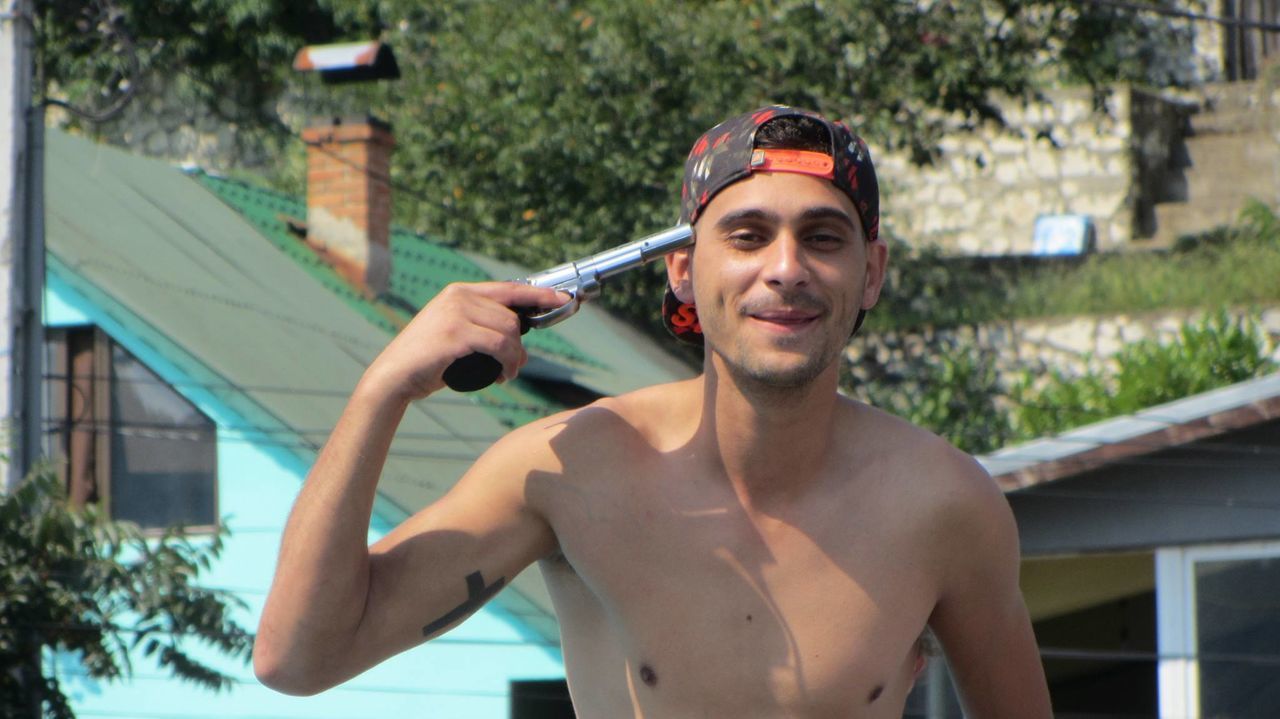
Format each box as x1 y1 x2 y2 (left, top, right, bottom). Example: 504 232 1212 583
42 123 690 718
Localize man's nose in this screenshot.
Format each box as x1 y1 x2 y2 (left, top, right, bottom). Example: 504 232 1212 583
761 233 810 289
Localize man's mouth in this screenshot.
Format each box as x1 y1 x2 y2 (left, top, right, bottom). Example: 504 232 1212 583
747 308 822 328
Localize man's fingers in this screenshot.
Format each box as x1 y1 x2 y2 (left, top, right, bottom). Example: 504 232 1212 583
464 281 572 310
466 326 525 382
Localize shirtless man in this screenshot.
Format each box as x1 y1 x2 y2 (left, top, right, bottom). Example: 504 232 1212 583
254 106 1053 717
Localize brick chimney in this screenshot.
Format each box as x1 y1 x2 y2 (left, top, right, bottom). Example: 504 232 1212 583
301 116 395 296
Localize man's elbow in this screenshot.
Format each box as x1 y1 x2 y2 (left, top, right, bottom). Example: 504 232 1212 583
253 640 335 697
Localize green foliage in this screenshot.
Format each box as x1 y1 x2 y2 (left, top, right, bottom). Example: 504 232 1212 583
40 0 1201 336
1238 197 1280 241
1006 361 1114 439
365 0 1196 334
38 0 380 125
0 469 253 719
844 335 1014 455
1010 311 1277 438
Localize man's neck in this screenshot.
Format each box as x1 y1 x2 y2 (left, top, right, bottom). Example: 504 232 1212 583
695 358 842 508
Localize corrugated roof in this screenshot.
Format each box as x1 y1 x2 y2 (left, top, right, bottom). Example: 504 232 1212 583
192 170 691 402
978 372 1280 491
190 171 582 429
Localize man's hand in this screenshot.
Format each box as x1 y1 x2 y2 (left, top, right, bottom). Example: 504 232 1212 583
362 282 570 402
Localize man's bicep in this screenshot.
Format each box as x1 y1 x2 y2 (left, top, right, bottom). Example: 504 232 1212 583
929 465 1053 718
352 427 558 670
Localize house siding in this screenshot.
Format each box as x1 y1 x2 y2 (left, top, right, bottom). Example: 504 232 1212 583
44 272 567 718
1007 417 1280 556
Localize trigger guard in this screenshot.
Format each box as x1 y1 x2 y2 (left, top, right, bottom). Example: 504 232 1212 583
525 291 580 329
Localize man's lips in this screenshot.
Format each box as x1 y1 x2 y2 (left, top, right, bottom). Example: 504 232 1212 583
746 308 822 327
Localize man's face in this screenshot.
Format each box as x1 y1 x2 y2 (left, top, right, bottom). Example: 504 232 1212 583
668 172 887 388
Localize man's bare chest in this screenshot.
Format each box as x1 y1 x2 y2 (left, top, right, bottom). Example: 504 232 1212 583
535 467 938 714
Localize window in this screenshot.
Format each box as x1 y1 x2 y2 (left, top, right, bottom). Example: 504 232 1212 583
45 326 218 532
1194 555 1280 716
509 679 574 718
1157 541 1280 719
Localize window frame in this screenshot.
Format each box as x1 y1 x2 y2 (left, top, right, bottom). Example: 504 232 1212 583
45 324 219 535
1156 539 1280 718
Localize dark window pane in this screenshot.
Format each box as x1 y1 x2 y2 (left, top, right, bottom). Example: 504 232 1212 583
510 679 575 719
109 343 216 530
1195 556 1280 719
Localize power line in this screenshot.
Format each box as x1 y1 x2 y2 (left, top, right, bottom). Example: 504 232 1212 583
42 370 562 414
34 399 1280 509
41 414 507 446
44 367 1280 460
36 0 141 123
54 380 1280 459
1013 486 1280 511
38 417 484 465
279 121 520 247
1039 645 1280 667
38 403 1280 465
63 257 388 352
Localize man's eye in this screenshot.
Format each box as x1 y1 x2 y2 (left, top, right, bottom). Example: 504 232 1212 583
807 233 845 248
728 232 766 245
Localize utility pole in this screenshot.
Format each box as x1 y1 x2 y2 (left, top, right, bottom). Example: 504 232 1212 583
1 0 42 492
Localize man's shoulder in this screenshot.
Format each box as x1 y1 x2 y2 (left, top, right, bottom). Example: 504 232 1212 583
840 398 1002 511
490 378 699 464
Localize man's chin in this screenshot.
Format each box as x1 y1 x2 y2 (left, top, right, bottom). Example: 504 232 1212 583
725 352 834 390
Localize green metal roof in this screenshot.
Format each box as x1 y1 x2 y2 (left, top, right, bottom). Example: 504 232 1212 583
44 128 693 642
189 172 583 429
193 172 598 364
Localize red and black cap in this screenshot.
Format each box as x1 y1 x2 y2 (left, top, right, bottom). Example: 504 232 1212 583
663 105 880 346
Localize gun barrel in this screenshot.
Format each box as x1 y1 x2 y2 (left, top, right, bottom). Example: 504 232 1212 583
585 223 694 281
524 223 694 290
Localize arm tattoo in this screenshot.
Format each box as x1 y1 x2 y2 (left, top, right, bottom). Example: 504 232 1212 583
421 570 505 637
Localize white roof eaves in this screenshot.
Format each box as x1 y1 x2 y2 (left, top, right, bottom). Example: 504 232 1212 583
978 372 1280 489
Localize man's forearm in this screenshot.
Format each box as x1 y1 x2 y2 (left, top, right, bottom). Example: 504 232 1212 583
254 372 410 694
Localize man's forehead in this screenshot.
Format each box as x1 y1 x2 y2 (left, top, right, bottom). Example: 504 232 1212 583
697 173 864 235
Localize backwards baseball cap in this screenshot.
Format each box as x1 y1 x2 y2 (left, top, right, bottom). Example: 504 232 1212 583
663 105 881 346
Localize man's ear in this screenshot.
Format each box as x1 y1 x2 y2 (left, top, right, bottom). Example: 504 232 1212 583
860 239 888 310
665 245 695 303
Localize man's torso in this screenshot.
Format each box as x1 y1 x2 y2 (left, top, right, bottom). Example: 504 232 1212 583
523 382 957 718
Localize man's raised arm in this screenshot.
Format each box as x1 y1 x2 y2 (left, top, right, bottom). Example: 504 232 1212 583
253 282 567 695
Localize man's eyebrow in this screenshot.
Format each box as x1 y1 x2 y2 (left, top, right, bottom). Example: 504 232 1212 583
796 206 859 233
714 208 782 231
713 205 862 238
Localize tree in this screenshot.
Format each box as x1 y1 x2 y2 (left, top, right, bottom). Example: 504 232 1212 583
38 0 1198 336
0 468 253 719
363 0 1197 334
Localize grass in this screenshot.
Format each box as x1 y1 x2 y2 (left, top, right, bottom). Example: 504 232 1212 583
868 200 1280 332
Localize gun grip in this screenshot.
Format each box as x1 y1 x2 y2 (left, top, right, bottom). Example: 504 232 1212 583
442 352 504 392
441 311 534 393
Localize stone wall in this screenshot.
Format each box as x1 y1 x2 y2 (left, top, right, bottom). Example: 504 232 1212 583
847 306 1280 390
874 85 1197 256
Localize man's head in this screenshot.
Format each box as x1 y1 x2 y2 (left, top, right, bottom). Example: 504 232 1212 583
662 106 886 388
